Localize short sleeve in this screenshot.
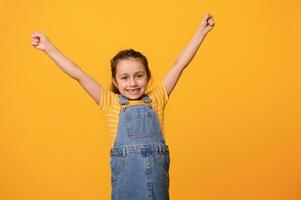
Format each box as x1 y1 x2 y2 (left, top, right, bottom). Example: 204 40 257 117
98 86 119 112
147 80 169 109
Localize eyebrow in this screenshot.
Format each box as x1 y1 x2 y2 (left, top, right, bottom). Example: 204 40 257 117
118 71 145 76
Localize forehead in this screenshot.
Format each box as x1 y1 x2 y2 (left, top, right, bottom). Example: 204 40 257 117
116 58 146 75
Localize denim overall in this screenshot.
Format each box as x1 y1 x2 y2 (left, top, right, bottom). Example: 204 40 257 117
110 93 170 200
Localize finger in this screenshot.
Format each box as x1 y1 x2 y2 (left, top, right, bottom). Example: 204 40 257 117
32 34 40 40
207 17 213 24
208 19 215 25
31 36 40 41
36 32 44 37
208 18 214 23
32 31 40 37
31 39 39 43
31 42 38 46
32 31 43 38
206 13 213 20
204 13 210 20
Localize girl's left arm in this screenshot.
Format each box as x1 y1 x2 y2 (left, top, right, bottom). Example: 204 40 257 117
163 13 215 97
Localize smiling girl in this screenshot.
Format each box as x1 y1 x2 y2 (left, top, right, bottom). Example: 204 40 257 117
31 13 215 200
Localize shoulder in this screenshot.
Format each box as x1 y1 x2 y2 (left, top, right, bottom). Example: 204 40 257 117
99 86 120 112
147 80 169 108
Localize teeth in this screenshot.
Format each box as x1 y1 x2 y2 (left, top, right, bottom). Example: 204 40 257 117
128 89 140 94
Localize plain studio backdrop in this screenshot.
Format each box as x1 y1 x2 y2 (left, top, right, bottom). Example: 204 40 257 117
0 0 300 199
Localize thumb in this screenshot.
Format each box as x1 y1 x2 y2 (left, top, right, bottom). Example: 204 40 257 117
202 13 211 22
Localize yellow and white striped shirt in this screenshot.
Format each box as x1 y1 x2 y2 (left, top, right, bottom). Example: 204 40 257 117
99 80 169 148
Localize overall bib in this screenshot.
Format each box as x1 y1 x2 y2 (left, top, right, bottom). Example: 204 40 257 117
110 94 170 200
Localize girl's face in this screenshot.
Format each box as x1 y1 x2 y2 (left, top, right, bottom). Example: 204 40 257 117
112 58 148 100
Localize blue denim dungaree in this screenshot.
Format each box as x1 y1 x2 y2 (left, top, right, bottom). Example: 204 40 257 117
110 93 170 200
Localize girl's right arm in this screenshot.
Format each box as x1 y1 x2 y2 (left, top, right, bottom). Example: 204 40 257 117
31 31 102 105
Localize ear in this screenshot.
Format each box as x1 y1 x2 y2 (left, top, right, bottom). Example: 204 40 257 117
112 78 118 88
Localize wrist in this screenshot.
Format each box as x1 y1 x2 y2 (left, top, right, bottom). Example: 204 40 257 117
198 26 208 35
43 43 56 54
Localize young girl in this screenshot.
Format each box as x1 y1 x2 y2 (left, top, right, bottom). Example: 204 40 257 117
31 13 215 200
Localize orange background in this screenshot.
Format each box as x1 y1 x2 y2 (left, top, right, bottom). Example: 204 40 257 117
1 0 300 199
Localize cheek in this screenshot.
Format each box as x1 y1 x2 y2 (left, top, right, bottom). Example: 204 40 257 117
140 77 148 84
119 82 127 88
143 79 149 86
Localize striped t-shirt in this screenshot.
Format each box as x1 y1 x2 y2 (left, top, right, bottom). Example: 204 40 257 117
99 80 169 148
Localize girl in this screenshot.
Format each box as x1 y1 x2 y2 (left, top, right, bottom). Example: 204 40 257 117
31 13 215 200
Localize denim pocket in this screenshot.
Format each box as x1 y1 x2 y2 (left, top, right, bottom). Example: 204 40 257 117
126 110 157 140
110 156 125 187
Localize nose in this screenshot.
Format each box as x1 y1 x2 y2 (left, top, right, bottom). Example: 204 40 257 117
129 77 138 86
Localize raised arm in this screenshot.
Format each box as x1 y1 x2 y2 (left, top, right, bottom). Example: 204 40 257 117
163 13 215 96
31 31 102 105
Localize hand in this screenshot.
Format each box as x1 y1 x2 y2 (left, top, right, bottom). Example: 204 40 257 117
31 31 53 52
199 13 215 34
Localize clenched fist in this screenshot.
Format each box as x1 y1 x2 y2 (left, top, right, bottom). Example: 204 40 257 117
199 13 215 34
31 31 53 52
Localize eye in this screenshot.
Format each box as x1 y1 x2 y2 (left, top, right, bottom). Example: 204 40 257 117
137 74 144 78
121 77 128 80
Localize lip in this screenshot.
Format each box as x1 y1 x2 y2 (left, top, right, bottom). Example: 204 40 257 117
127 88 141 95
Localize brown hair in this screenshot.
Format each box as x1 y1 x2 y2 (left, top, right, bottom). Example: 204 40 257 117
110 49 152 93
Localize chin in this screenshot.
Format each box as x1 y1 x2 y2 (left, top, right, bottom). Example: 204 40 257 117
126 93 143 100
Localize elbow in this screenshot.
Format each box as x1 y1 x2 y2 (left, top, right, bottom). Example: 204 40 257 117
173 62 188 72
75 70 88 82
